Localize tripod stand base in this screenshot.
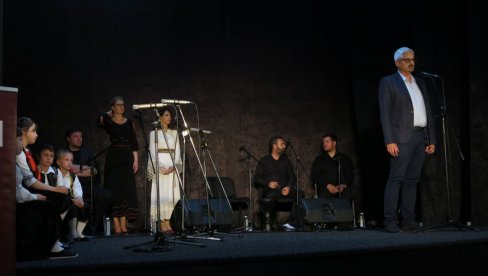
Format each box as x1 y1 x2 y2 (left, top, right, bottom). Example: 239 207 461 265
447 220 480 231
428 219 480 232
124 231 171 252
190 227 244 239
124 230 206 251
230 226 254 233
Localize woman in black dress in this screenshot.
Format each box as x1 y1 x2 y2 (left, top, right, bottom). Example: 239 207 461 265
98 96 139 235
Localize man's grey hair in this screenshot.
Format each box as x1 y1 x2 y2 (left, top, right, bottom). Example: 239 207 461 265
394 47 414 62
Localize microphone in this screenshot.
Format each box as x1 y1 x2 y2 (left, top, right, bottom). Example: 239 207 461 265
239 146 246 152
189 127 212 134
132 103 166 110
161 99 193 104
418 71 441 78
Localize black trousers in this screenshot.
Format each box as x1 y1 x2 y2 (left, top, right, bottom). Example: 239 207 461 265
16 201 60 260
260 187 298 227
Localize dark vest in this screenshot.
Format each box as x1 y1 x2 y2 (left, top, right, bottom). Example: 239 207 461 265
41 167 59 187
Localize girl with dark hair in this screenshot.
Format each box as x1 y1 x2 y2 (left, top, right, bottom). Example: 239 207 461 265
16 117 68 196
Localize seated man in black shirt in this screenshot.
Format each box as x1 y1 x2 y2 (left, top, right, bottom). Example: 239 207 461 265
254 136 297 231
310 133 354 200
65 128 112 235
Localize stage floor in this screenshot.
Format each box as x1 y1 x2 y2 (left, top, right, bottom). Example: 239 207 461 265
16 226 488 275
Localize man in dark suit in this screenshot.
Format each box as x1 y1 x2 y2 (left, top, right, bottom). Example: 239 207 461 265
378 47 436 233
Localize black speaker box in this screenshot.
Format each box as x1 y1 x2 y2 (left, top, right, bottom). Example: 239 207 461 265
301 198 353 224
171 199 233 228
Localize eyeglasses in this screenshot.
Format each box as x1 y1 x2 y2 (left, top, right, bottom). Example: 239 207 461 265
400 58 416 63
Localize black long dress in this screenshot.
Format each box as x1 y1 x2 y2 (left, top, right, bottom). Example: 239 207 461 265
98 113 139 220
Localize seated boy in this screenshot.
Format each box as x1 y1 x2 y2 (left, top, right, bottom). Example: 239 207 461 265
56 149 90 242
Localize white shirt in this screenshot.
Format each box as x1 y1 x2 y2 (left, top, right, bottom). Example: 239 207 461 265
59 171 83 199
399 71 427 127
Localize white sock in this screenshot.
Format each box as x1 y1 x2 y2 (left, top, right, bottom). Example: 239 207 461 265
50 240 63 252
77 220 88 238
60 210 68 220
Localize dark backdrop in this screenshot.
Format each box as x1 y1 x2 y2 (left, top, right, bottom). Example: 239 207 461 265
2 0 487 229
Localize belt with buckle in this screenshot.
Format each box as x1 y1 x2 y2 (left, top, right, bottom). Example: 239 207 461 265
158 148 175 153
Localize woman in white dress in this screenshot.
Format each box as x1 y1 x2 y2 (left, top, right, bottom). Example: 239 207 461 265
148 107 182 233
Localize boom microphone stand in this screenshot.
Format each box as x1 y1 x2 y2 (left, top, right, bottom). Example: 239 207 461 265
172 105 222 241
174 104 239 240
421 73 477 231
193 132 242 238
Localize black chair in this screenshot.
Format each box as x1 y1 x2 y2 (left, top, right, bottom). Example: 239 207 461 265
206 176 250 228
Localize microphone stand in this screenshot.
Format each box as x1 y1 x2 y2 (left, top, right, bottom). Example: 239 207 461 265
336 154 356 230
189 132 242 239
287 143 311 204
135 111 154 232
83 143 112 236
422 74 477 232
337 155 342 200
286 142 310 230
286 143 300 207
239 146 262 232
174 105 223 241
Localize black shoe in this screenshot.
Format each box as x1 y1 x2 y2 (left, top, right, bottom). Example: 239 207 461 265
49 249 78 259
384 223 402 233
402 221 421 231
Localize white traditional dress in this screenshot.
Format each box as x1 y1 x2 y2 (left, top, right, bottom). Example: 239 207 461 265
148 128 182 232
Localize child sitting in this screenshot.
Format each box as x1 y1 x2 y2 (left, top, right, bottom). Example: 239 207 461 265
56 149 90 242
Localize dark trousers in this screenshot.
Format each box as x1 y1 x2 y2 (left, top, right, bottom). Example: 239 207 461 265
260 187 297 228
384 130 426 225
16 201 60 260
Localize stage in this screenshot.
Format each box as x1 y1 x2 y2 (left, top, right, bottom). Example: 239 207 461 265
16 226 488 275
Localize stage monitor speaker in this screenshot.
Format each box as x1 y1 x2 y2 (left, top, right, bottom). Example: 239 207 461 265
171 199 233 229
301 198 353 225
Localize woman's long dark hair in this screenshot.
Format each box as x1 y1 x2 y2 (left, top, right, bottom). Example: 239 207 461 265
18 117 36 135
